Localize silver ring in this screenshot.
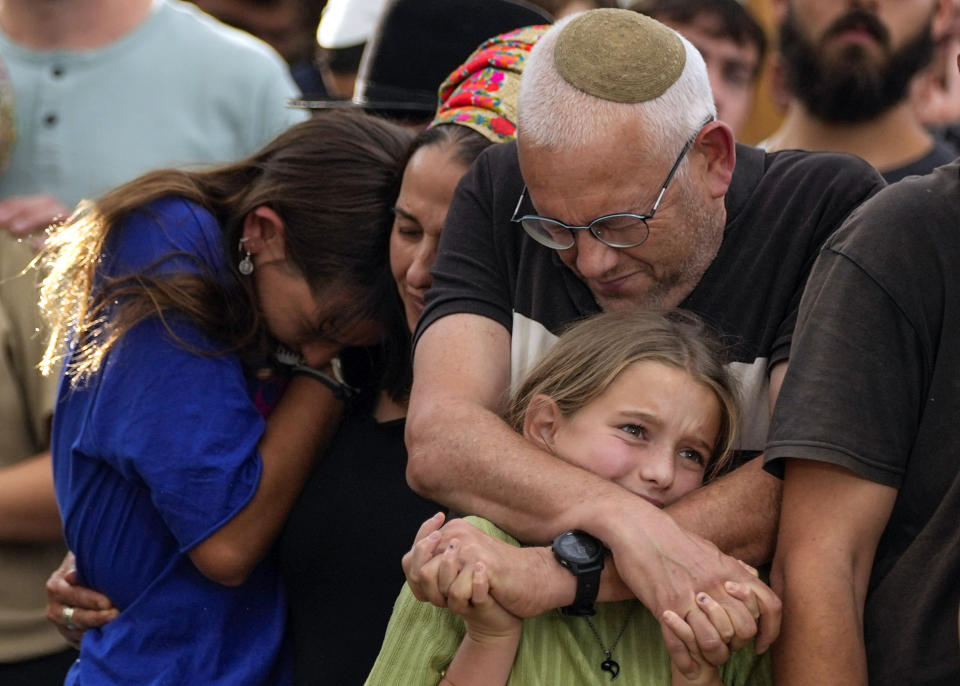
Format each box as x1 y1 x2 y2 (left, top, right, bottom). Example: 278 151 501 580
62 605 79 631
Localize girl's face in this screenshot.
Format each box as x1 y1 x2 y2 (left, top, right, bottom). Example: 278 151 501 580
390 143 470 333
545 361 722 508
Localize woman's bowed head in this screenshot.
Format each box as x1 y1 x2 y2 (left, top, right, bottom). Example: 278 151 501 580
39 111 411 384
38 111 415 685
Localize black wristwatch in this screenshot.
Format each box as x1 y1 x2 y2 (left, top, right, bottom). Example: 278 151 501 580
552 529 605 616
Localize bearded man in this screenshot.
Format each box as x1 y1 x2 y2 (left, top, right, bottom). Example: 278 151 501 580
765 0 956 181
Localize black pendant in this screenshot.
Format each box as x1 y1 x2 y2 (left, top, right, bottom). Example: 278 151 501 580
601 658 620 680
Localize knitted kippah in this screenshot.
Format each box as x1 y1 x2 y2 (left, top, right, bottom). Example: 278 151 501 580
554 9 685 103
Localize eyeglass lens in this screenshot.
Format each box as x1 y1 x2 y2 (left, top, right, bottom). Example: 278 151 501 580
522 213 650 250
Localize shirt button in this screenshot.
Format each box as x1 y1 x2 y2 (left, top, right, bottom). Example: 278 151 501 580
52 65 64 78
44 113 58 127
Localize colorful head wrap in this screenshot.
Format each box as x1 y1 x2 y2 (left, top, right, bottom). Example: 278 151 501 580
430 25 550 144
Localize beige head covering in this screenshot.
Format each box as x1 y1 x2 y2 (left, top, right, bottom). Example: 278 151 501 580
554 9 685 103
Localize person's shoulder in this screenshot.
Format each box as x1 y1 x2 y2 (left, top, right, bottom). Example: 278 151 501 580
762 145 883 188
727 144 885 227
157 0 290 69
110 196 223 271
476 140 520 174
832 159 960 250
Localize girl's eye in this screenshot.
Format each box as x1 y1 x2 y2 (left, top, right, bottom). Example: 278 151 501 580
679 448 706 466
619 424 646 439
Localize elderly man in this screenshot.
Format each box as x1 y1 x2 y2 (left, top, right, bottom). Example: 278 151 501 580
404 8 882 677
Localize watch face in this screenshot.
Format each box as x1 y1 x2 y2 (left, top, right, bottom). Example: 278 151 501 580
555 531 602 563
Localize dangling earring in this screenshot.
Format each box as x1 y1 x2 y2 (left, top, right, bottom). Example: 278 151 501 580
238 237 254 275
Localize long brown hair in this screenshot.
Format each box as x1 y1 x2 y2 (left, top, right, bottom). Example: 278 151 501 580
505 309 740 479
40 111 414 383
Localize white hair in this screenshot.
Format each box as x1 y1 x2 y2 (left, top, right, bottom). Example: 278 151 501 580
518 13 716 166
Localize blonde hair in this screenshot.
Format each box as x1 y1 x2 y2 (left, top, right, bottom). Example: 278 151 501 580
505 310 739 479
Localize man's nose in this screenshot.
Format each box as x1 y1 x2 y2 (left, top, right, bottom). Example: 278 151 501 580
574 228 620 278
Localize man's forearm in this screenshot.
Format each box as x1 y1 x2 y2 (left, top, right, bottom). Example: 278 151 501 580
770 460 895 685
406 396 633 544
771 554 868 685
666 457 781 566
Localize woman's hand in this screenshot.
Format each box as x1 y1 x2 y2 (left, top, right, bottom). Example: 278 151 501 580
45 552 118 648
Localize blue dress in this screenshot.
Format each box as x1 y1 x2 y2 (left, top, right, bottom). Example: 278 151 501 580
51 197 292 685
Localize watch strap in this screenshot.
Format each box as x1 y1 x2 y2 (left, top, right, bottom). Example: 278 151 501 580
562 562 602 616
552 530 604 616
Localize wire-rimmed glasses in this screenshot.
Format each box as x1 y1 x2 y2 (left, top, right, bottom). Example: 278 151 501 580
511 115 715 250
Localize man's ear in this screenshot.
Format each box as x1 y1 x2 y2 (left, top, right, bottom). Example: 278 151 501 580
693 120 736 199
521 394 564 453
241 205 287 262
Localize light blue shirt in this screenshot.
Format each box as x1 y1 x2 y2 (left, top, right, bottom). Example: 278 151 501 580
0 0 308 208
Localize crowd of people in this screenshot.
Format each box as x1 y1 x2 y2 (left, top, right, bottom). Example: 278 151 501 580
1 0 959 685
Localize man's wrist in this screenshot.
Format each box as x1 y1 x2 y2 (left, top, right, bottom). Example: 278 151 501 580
571 485 666 551
533 545 578 609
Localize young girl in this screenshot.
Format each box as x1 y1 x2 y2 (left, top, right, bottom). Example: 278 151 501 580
367 310 771 686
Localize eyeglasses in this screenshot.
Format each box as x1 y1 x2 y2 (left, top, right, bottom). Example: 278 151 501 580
511 115 715 250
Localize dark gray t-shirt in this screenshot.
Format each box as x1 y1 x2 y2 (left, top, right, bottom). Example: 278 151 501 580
766 161 960 685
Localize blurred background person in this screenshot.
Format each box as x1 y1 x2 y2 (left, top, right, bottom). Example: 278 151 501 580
0 0 307 241
315 0 389 99
910 0 960 148
191 0 331 98
631 0 767 139
528 0 619 20
763 0 957 182
292 0 550 125
0 0 305 682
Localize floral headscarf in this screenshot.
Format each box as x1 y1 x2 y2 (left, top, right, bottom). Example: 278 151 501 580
429 25 550 143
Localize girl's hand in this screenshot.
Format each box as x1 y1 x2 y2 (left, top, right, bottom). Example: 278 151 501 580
663 608 724 686
440 560 522 686
403 514 566 618
45 552 119 648
446 559 521 643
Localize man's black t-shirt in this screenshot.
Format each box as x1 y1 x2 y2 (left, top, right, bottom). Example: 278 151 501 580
417 141 883 454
